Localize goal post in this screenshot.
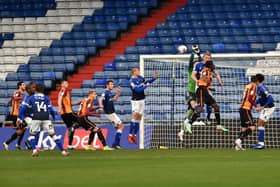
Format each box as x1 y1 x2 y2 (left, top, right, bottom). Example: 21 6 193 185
139 53 280 149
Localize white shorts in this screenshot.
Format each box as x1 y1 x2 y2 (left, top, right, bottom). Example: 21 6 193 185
259 107 275 122
131 99 145 115
29 120 55 135
106 113 122 126
24 117 32 128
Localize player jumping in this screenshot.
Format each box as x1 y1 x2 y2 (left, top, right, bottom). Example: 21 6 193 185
128 67 158 144
252 73 275 149
99 80 123 149
235 76 257 150
187 60 228 132
191 50 224 126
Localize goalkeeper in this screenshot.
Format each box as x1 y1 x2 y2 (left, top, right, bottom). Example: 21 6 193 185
189 45 213 125
178 98 195 141
187 45 202 100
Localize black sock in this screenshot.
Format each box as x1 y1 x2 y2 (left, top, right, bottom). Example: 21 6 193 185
97 130 107 146
68 127 75 145
88 131 96 145
190 112 199 124
215 111 221 125
17 131 25 145
238 128 252 140
6 133 18 144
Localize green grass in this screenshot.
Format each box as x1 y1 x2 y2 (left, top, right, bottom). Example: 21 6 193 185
1 149 280 187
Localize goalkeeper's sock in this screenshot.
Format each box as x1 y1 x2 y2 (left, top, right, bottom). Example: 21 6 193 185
52 135 63 151
113 129 122 146
129 120 135 135
258 126 265 145
133 120 140 134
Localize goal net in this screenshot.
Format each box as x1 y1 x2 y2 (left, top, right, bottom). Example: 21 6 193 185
139 53 280 149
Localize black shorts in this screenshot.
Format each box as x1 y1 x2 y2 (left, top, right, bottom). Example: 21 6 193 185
6 114 17 127
61 113 78 128
239 108 254 128
196 86 216 106
77 116 96 131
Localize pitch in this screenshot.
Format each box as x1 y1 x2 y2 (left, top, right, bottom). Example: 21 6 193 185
0 149 280 187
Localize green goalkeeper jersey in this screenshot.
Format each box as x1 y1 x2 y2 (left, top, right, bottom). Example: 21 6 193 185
188 54 202 94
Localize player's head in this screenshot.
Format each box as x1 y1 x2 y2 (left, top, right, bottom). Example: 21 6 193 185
250 75 257 83
205 60 214 71
187 99 196 110
88 90 97 100
255 73 265 85
28 81 36 94
35 83 45 93
131 67 140 77
26 82 35 95
17 81 26 91
106 80 114 90
203 51 212 63
61 80 69 89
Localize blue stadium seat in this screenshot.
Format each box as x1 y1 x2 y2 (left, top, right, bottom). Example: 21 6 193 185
43 72 55 80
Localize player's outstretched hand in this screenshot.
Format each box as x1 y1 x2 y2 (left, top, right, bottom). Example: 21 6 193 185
154 71 158 79
192 44 200 55
116 86 122 93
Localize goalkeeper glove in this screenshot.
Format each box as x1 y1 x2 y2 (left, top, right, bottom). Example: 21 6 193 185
192 44 200 55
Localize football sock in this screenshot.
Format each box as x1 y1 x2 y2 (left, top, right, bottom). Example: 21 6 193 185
17 131 25 145
238 128 252 140
6 133 18 144
190 112 199 124
133 120 140 134
53 135 63 151
113 129 122 146
214 111 221 125
129 120 135 135
88 131 96 145
258 126 265 144
28 136 37 150
206 106 212 120
97 130 107 146
68 127 75 146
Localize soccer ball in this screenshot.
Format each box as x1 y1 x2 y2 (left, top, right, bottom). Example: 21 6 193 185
177 45 188 54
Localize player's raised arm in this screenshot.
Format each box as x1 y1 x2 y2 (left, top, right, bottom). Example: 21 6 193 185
213 68 224 89
113 86 121 101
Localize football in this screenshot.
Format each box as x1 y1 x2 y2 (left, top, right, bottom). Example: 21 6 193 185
177 45 188 54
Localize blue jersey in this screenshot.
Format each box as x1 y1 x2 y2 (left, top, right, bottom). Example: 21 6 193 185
256 84 274 108
19 93 33 118
193 62 205 80
193 61 216 80
19 93 55 120
130 76 155 100
101 89 115 114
